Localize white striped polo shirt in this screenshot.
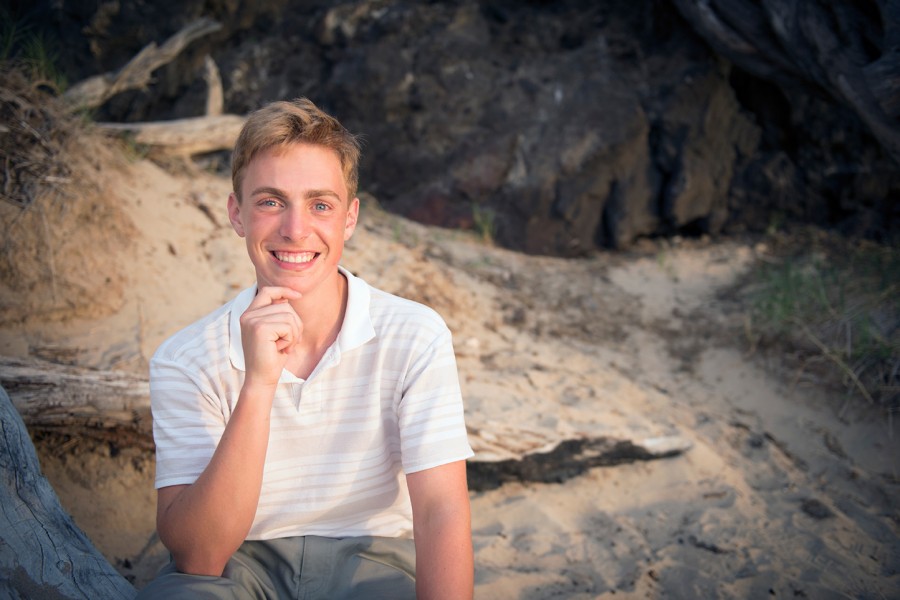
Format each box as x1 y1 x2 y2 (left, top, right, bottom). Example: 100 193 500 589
150 266 474 540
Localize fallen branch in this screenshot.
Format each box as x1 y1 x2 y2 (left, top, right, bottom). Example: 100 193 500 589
95 114 246 156
63 18 222 111
203 55 224 117
0 355 693 492
0 355 152 449
466 418 692 491
467 435 691 491
0 384 136 598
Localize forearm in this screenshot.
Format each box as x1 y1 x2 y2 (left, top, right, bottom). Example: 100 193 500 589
414 505 474 599
157 382 275 575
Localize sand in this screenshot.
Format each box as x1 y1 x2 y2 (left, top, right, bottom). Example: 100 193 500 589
2 154 897 598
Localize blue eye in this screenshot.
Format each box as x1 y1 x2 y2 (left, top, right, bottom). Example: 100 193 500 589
262 199 279 207
314 202 329 211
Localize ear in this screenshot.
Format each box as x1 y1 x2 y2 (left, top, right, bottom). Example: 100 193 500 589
227 192 245 237
344 197 360 241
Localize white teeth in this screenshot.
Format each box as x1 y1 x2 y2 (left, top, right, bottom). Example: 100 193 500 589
274 251 315 264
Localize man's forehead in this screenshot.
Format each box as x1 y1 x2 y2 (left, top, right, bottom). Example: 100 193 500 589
242 143 349 200
253 142 341 164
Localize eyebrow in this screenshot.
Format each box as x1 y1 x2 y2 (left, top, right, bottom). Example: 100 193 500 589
303 189 342 201
249 186 286 199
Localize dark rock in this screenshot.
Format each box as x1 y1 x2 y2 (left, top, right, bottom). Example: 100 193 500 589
801 498 834 520
24 0 900 254
687 534 729 554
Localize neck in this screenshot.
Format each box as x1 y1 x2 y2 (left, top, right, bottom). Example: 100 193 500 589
289 270 348 352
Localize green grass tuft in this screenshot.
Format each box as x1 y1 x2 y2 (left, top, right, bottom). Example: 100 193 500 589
471 203 496 243
20 33 67 91
747 231 899 411
1 9 67 92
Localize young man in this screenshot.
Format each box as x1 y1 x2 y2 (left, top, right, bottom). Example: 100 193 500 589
137 98 474 599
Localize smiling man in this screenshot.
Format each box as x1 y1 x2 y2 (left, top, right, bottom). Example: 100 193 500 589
137 99 474 600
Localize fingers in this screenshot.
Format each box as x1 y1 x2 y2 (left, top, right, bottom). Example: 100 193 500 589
248 286 301 311
239 287 304 384
241 303 302 348
244 287 302 349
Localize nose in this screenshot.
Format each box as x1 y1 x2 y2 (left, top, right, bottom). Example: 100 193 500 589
279 205 311 240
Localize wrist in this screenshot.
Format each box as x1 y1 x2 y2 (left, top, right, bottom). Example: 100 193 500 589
240 376 280 400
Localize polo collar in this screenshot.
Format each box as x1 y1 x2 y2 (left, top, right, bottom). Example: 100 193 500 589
228 266 375 378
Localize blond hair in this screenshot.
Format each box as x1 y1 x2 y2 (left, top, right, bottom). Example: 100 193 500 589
231 98 361 200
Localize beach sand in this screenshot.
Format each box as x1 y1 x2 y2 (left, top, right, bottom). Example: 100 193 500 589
3 155 897 598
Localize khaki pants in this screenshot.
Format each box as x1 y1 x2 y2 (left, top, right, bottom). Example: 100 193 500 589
136 536 416 600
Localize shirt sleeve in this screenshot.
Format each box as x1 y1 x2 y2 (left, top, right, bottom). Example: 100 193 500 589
397 327 474 474
150 356 226 489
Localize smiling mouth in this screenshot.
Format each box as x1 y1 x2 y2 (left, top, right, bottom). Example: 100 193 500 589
273 251 317 264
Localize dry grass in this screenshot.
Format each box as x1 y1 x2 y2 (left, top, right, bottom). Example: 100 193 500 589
745 227 900 415
0 62 135 326
0 62 78 210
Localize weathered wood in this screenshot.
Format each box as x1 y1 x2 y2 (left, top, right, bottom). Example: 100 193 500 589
466 420 692 491
0 355 692 493
467 431 692 491
203 55 224 117
95 114 246 157
95 112 245 155
0 384 136 599
0 356 152 449
671 0 900 163
64 18 222 111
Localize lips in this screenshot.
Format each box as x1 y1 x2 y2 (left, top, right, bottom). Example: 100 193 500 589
272 251 317 264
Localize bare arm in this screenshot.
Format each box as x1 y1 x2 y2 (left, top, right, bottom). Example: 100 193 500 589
407 460 474 600
155 287 301 576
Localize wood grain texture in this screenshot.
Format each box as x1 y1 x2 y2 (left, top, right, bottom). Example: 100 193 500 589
0 384 136 599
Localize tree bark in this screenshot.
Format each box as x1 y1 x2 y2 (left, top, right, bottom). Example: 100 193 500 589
0 384 136 599
671 0 900 163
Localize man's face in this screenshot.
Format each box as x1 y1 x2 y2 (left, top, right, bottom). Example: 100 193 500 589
227 143 359 296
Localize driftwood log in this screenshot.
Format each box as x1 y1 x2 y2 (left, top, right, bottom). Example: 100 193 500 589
57 15 242 157
95 114 247 157
466 434 691 492
63 18 222 112
0 356 152 450
203 55 225 117
0 355 690 489
671 0 900 163
0 384 136 599
0 357 690 592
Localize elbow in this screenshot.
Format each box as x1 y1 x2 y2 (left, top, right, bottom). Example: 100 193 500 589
158 520 238 577
170 548 232 577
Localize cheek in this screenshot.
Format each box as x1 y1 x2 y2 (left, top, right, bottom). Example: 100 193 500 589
240 214 275 239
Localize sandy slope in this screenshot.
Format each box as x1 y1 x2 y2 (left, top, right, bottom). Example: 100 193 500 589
5 156 897 598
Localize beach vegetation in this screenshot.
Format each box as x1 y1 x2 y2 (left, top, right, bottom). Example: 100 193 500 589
1 9 67 92
119 131 152 162
745 228 899 416
472 202 496 243
0 62 80 210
